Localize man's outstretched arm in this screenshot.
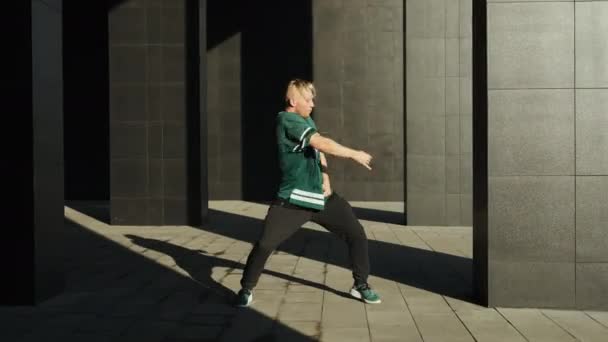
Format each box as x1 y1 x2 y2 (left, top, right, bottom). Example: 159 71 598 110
309 133 373 170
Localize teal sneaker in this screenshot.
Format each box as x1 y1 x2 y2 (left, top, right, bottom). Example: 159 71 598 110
235 288 253 307
350 283 381 304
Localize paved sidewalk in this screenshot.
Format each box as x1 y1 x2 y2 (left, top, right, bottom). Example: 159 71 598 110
1 201 607 341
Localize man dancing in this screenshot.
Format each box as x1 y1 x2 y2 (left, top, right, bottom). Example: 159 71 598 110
236 79 381 307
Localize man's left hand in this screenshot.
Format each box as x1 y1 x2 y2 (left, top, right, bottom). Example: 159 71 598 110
323 182 332 197
322 173 332 197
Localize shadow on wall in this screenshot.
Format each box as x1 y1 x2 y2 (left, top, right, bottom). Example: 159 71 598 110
208 0 313 201
64 0 204 225
62 0 147 202
63 0 112 201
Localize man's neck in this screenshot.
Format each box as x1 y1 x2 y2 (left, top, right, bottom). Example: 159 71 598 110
286 108 304 118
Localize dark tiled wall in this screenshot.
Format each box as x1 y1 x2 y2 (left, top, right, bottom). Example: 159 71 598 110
313 0 404 201
406 0 472 225
109 0 197 225
476 0 608 309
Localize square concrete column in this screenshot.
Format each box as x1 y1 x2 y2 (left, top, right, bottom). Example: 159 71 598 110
109 0 207 225
406 0 472 225
475 0 608 310
2 0 65 305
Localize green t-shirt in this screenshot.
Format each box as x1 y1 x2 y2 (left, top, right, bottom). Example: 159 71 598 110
276 111 325 210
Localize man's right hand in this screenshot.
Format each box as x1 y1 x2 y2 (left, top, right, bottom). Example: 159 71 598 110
351 151 373 170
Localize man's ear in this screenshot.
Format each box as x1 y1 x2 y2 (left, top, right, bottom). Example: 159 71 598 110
288 97 296 108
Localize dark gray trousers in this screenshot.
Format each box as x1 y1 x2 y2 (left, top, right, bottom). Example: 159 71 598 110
240 193 370 290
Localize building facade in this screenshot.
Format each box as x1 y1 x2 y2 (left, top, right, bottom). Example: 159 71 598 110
4 0 608 310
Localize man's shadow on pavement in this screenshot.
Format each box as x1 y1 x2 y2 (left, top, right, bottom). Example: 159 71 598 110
124 234 352 303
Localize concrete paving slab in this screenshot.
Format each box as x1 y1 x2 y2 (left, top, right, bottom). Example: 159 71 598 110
455 309 527 342
369 324 423 342
543 309 608 342
279 302 324 321
586 310 608 328
320 327 371 342
497 308 577 342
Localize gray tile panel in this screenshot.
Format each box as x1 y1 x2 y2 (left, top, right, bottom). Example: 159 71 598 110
488 176 575 262
487 2 574 89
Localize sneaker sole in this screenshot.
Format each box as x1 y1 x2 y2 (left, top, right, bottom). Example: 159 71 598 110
350 288 381 304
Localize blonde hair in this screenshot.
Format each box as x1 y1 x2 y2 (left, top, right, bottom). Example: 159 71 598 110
285 79 316 105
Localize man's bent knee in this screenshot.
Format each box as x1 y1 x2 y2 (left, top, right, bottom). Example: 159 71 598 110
256 239 279 254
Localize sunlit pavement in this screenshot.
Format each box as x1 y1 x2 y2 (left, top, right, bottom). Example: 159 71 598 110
1 201 607 342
